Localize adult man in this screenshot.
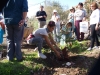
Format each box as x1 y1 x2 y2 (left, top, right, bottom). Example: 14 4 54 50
36 5 47 28
3 0 28 61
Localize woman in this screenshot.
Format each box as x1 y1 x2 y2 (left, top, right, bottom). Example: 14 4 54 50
51 9 60 43
27 21 61 59
74 2 86 41
87 2 100 50
68 7 76 38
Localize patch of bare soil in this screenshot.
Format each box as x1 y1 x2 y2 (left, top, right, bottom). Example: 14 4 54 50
20 42 100 75
32 52 98 75
2 37 100 75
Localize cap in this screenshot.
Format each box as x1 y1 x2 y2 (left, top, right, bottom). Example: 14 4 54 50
53 9 57 13
40 5 44 8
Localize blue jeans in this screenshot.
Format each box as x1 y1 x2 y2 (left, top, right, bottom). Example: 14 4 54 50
6 25 24 60
31 37 43 53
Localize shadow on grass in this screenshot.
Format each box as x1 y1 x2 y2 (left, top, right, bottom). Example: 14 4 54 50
0 50 97 75
24 51 97 68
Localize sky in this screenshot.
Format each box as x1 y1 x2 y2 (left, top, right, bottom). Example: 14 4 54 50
28 0 85 17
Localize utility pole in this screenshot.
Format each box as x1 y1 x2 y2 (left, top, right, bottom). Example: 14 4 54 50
44 0 47 10
44 0 46 7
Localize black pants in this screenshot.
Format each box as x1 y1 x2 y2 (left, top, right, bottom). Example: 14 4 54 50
88 57 100 75
90 24 99 48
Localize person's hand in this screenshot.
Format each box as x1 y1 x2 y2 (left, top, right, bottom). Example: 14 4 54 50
95 26 99 30
0 21 5 29
56 47 62 53
19 20 25 27
55 50 61 58
43 15 46 18
39 16 43 18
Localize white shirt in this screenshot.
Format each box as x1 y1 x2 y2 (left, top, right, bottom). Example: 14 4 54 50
74 9 86 20
27 28 49 44
90 9 100 25
68 12 74 20
51 15 60 24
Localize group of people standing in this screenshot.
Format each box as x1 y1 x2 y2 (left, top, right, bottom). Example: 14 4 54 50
0 0 100 62
67 2 100 51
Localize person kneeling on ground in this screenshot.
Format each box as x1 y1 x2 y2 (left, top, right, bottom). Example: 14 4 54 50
26 21 61 59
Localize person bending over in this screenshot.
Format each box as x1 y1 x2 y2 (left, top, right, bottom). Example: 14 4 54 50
27 21 61 59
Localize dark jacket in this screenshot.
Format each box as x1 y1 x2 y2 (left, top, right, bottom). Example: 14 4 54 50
3 0 28 25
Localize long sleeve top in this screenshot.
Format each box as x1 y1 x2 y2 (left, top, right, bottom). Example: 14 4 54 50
90 9 100 25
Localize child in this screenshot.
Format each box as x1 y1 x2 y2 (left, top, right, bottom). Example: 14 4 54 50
61 22 72 38
60 22 72 45
0 12 5 45
27 21 61 59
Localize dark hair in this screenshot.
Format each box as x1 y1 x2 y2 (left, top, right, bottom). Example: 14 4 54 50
67 22 72 26
70 7 75 12
40 5 44 8
48 21 55 27
78 2 83 7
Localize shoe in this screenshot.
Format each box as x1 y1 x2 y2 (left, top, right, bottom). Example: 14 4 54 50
93 46 99 49
87 47 92 51
34 47 38 51
7 56 14 62
17 57 25 62
38 53 47 59
9 59 14 62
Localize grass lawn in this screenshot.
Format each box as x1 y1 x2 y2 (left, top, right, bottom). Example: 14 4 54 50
0 40 100 75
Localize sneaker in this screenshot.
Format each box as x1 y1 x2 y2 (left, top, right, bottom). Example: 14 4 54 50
17 57 25 62
87 47 92 51
38 53 47 59
34 47 38 51
93 46 99 49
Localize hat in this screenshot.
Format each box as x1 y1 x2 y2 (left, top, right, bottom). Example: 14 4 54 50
40 5 44 8
53 9 57 13
69 7 74 10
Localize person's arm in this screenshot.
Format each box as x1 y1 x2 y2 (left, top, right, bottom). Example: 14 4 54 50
48 33 62 53
48 33 58 47
95 9 100 30
74 15 76 26
43 11 47 18
19 0 28 27
42 35 61 58
35 11 44 19
56 15 60 22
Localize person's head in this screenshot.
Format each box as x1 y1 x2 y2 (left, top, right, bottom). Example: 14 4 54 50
70 7 75 13
82 17 86 21
53 9 57 15
66 22 72 28
90 2 98 11
40 5 44 11
47 21 55 32
77 2 83 9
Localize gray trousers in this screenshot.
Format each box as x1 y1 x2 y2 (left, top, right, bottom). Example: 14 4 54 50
6 25 24 60
31 37 43 53
38 21 46 28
